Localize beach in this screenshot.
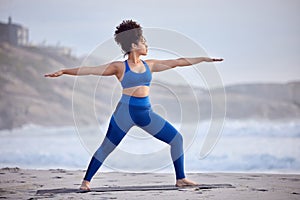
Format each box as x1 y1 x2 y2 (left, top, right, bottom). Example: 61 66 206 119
0 167 299 200
0 121 300 199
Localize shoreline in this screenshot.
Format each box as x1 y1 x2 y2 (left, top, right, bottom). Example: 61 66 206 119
0 168 299 199
1 118 300 132
2 166 300 174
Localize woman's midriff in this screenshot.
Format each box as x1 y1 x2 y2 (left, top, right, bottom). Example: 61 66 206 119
122 86 150 97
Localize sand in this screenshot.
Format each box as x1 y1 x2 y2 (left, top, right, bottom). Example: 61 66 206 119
0 167 299 200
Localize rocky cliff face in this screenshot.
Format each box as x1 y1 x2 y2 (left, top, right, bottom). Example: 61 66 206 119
0 43 299 130
0 43 81 130
219 82 300 120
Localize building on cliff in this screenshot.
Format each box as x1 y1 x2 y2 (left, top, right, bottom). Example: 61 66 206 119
0 17 72 56
0 17 29 46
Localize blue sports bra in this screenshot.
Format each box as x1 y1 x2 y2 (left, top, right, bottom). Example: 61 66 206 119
121 60 152 89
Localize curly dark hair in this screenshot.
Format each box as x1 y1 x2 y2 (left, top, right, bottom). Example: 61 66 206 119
114 20 143 57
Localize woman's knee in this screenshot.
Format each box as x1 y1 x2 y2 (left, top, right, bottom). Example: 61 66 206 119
93 139 117 162
171 133 183 146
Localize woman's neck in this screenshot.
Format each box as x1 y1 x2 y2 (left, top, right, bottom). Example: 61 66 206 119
128 53 141 64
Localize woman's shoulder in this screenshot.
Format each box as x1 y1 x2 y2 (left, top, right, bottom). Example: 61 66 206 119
111 60 125 65
109 61 125 69
143 59 157 66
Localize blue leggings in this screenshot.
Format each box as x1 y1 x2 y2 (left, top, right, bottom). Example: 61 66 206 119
84 94 185 181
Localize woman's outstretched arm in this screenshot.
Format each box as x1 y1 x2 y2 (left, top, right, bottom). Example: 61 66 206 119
44 61 121 78
148 57 223 72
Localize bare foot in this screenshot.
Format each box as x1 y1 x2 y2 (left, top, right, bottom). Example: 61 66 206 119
176 178 199 187
79 180 91 191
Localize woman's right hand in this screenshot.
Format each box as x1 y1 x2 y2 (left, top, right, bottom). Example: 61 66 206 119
44 70 64 78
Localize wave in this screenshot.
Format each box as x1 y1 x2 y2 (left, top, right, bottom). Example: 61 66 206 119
220 120 300 137
0 120 299 173
185 154 299 172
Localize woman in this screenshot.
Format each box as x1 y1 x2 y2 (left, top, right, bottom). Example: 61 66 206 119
45 20 223 191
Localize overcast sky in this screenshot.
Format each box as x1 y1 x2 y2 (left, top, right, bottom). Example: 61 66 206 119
0 0 299 86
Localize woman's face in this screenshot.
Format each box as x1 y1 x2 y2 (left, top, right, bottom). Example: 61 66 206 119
133 37 148 56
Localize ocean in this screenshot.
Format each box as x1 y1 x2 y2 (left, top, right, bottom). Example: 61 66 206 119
0 120 299 174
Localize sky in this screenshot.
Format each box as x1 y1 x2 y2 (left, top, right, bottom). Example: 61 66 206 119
0 0 299 86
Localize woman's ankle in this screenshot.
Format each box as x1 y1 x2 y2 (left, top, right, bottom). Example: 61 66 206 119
80 180 91 190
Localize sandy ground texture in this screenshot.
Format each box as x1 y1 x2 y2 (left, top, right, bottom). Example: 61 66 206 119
0 167 299 200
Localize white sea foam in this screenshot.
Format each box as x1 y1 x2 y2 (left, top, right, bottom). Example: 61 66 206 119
0 120 299 173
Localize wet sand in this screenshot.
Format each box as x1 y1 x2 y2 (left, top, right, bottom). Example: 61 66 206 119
0 167 299 199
